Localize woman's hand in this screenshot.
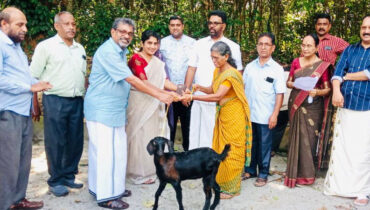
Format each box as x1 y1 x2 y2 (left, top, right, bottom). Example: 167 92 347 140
309 89 317 97
169 91 182 102
181 93 192 103
192 84 200 93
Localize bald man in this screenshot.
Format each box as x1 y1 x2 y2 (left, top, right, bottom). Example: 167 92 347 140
0 7 50 210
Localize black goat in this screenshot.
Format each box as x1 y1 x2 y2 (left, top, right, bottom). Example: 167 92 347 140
147 136 230 210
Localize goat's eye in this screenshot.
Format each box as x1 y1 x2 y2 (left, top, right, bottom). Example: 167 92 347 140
153 141 156 145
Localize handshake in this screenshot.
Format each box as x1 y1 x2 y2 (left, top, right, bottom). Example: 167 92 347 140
165 84 201 106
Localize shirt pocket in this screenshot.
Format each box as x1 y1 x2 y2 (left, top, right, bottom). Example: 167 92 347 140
260 79 275 95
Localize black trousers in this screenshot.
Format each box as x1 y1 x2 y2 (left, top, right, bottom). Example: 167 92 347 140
43 94 84 187
169 101 192 151
271 110 289 152
0 111 33 210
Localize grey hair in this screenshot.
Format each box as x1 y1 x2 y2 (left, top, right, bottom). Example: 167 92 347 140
112 18 135 31
210 41 237 68
0 10 10 24
54 11 73 23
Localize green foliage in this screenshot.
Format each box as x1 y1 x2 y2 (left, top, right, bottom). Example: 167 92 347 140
2 0 369 65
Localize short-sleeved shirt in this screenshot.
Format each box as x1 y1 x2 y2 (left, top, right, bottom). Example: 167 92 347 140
160 35 195 85
318 34 349 66
0 30 37 116
84 38 133 127
30 35 87 97
243 57 286 124
188 36 243 93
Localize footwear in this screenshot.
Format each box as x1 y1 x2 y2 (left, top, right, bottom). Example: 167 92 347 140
121 190 132 198
353 196 369 206
98 199 129 209
220 192 240 199
64 179 84 189
241 172 256 181
254 178 267 187
49 185 69 197
142 178 155 185
10 198 43 209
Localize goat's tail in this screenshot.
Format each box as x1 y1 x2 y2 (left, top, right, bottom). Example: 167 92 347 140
218 144 231 161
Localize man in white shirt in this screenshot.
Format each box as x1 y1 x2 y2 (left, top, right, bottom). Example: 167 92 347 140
184 10 243 150
160 16 195 151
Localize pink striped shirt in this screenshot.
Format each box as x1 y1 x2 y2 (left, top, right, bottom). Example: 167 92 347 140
318 34 349 65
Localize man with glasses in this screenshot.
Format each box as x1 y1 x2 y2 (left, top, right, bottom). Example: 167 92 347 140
30 11 86 197
160 15 195 151
242 33 286 187
184 10 242 150
84 18 173 209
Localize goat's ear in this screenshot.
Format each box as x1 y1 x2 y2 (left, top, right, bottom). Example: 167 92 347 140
165 138 174 153
147 139 155 155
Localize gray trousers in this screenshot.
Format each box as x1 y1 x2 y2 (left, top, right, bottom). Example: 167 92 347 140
0 111 33 210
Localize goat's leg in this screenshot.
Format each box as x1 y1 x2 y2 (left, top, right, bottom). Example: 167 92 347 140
202 176 212 210
153 181 166 210
210 168 221 210
171 182 184 210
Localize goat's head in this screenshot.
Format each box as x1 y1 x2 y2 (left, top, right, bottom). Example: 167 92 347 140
147 136 174 156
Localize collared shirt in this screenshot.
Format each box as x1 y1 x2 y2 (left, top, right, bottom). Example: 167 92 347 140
84 38 133 127
243 57 286 124
332 42 370 111
0 30 37 116
318 34 349 65
160 34 195 85
188 36 243 93
30 34 87 97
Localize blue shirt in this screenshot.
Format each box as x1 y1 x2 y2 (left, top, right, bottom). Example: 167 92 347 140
243 57 286 124
332 42 370 111
0 30 37 116
84 38 133 127
160 35 195 85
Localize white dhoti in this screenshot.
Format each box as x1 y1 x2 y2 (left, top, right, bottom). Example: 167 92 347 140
324 108 370 198
86 121 127 202
188 101 216 150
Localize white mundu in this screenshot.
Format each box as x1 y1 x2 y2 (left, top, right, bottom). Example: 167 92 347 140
324 108 370 198
188 36 242 150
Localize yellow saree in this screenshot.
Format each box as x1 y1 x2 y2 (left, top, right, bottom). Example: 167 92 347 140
212 67 252 195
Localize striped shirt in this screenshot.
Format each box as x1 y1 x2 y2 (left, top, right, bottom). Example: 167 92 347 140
332 42 370 111
318 34 349 65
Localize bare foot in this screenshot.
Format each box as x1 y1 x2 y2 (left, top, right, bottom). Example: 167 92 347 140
220 193 233 199
142 178 155 185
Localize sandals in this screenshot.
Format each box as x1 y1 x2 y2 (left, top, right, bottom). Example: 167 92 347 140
98 199 129 209
220 192 240 199
241 172 256 181
142 178 156 185
354 196 369 206
254 178 267 187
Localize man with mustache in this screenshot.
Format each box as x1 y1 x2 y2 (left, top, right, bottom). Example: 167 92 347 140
184 10 242 150
84 18 173 209
324 15 370 207
160 15 195 151
30 11 86 197
314 13 349 66
0 7 52 209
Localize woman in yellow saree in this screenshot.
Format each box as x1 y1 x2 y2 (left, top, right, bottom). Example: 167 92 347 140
183 41 252 199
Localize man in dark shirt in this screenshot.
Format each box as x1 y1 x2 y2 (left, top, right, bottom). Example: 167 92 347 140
324 15 370 207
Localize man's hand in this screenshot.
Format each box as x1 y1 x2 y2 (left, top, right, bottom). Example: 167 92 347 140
268 113 278 129
31 81 52 92
309 89 317 97
32 93 41 121
332 90 344 107
158 92 173 105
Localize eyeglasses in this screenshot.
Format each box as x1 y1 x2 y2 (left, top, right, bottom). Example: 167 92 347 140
115 29 134 37
301 44 314 49
207 21 223 26
257 43 273 48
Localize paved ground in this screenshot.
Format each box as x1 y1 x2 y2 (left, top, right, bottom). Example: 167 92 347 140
27 122 366 210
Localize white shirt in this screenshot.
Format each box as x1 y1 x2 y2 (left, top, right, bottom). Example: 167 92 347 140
188 36 242 94
243 57 286 124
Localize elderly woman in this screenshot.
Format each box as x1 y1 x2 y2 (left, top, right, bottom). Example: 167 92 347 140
284 33 332 188
126 30 178 185
183 41 252 199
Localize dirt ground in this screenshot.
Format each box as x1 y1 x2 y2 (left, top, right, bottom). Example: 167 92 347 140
27 122 366 210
